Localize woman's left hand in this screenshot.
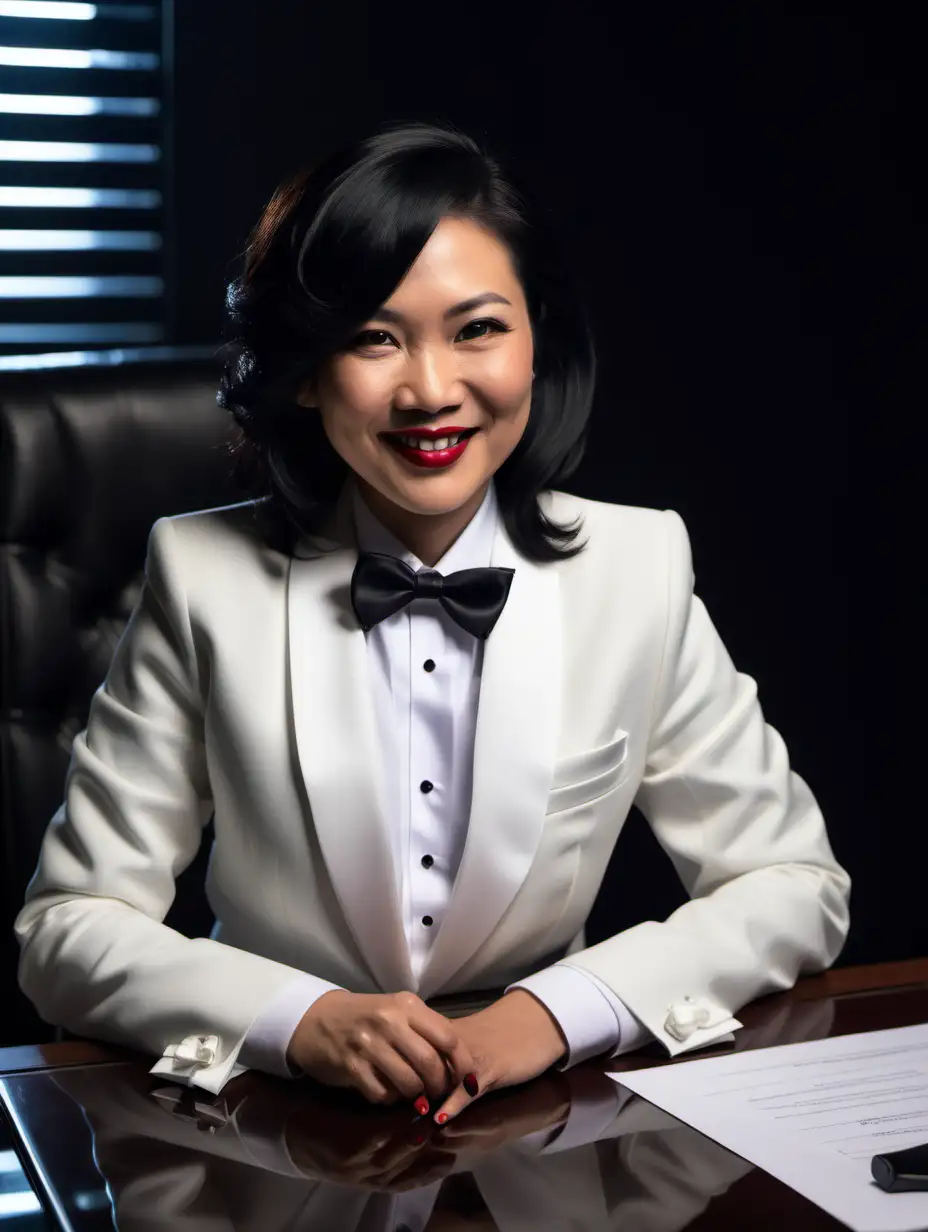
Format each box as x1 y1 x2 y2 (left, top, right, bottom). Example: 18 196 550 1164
432 989 568 1123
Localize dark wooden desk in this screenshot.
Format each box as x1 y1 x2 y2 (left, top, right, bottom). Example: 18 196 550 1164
1 959 926 1231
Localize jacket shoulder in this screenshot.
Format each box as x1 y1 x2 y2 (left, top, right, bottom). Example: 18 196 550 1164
148 499 285 583
544 490 693 591
154 499 272 547
544 488 676 541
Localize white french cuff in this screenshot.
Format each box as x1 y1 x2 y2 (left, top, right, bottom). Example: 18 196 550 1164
149 1033 249 1094
662 996 742 1051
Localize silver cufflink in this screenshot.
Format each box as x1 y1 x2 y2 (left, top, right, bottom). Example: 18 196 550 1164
664 996 713 1042
171 1034 219 1066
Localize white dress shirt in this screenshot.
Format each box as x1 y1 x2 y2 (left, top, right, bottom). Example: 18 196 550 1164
238 479 652 1078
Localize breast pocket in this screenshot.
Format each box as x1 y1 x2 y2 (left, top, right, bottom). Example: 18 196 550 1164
546 731 630 814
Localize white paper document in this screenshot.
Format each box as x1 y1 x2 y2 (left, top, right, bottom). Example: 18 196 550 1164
610 1023 928 1232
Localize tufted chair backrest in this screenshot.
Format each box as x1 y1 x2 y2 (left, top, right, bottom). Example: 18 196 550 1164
0 361 240 1046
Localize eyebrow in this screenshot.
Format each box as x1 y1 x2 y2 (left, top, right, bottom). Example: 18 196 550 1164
369 292 513 325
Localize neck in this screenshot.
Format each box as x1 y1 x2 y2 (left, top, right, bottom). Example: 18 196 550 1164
357 480 490 568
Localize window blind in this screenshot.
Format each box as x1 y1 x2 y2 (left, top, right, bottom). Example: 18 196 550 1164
0 0 169 367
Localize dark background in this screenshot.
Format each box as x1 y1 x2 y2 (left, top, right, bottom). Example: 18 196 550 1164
164 7 912 965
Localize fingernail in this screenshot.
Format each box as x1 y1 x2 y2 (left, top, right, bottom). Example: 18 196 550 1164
414 1096 430 1116
436 1111 449 1125
463 1072 479 1097
412 1132 426 1145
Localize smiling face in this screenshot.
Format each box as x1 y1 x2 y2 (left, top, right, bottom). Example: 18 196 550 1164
298 215 535 559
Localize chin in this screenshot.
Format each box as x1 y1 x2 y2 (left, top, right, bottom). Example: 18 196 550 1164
380 466 483 506
391 486 481 518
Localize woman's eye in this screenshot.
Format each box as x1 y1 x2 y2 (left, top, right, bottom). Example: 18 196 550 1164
457 317 509 342
353 329 394 348
351 318 509 350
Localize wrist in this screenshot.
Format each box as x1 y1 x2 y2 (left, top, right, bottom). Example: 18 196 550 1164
286 988 350 1073
285 1025 307 1075
501 988 568 1065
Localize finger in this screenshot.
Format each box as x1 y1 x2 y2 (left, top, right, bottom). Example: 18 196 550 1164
365 1040 429 1103
368 996 460 1100
432 1073 482 1125
408 1007 478 1090
384 1024 455 1101
345 1055 395 1105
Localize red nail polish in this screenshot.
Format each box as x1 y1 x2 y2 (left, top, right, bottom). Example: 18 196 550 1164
463 1072 479 1097
414 1096 430 1116
436 1111 449 1125
412 1132 426 1145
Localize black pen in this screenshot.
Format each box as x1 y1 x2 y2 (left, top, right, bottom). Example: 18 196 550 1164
871 1141 928 1193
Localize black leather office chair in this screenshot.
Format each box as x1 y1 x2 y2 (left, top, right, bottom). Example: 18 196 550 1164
0 359 238 1047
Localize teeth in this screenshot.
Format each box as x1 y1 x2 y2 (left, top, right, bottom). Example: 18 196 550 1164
398 432 464 451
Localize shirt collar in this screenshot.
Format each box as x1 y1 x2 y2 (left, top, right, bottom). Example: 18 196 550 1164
350 479 498 572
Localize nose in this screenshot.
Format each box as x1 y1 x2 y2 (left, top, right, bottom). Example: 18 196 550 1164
393 344 462 416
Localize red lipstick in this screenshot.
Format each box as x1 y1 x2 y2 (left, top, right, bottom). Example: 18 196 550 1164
381 426 477 470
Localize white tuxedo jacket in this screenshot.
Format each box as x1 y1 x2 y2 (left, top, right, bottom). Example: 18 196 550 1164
15 483 851 1092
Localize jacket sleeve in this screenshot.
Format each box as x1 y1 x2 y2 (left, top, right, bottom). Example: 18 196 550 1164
14 517 312 1094
559 509 852 1057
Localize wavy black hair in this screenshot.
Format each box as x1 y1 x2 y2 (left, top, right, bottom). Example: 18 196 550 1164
218 121 596 561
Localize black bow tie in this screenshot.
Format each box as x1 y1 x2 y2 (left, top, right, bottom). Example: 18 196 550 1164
350 551 515 640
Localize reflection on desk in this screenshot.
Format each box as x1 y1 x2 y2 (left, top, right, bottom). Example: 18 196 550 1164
0 1129 47 1229
0 994 841 1232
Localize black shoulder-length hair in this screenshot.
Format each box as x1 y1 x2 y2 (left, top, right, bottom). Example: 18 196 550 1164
218 120 596 562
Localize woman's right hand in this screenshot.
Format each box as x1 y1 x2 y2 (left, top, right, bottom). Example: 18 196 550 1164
286 989 476 1107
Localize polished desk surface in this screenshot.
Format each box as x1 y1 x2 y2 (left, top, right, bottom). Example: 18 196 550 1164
0 959 925 1232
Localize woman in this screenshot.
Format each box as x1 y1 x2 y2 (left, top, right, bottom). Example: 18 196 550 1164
15 122 851 1127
